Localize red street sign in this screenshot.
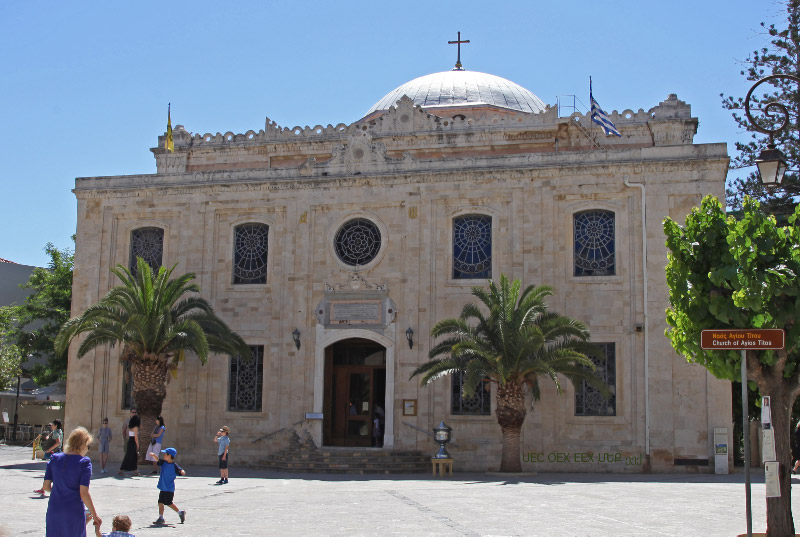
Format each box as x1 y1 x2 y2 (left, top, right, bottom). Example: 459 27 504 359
700 329 785 350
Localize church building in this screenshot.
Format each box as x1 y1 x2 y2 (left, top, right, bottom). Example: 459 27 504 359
65 52 731 472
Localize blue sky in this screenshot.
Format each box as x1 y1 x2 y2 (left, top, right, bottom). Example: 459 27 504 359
0 0 778 267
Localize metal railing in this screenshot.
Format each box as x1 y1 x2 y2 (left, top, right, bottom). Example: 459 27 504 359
402 421 459 448
251 419 307 444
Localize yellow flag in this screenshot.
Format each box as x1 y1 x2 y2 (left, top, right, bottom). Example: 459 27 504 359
165 103 174 152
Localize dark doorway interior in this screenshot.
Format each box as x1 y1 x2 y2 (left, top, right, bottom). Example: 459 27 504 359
323 338 386 447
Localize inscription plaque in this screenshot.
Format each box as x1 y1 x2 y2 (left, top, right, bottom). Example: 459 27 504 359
331 301 382 325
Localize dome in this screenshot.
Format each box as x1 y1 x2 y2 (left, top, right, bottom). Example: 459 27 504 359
365 70 547 117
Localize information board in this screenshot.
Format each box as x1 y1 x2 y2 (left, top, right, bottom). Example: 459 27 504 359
700 329 785 350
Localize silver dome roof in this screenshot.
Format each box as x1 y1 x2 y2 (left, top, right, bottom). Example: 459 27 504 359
365 70 547 116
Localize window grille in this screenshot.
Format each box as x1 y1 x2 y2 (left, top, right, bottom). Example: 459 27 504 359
451 371 491 415
233 223 269 284
129 227 164 276
228 346 264 412
575 343 616 416
574 210 615 276
453 214 492 279
334 218 381 267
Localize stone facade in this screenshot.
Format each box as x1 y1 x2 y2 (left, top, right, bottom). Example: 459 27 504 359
65 77 731 472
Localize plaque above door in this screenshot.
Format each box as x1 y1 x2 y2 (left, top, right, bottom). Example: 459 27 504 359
316 275 396 329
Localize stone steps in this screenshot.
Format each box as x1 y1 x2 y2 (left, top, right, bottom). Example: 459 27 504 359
257 447 432 474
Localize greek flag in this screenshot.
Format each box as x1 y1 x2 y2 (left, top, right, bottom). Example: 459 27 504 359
590 78 621 137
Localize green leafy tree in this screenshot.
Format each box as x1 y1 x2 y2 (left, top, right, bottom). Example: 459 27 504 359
664 196 800 536
0 242 73 386
410 275 606 472
55 257 250 462
0 307 23 390
722 0 800 219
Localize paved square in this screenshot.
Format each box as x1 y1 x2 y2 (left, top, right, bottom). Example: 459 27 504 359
1 446 796 536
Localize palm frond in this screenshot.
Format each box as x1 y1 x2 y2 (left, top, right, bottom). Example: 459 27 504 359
414 273 603 411
56 259 247 375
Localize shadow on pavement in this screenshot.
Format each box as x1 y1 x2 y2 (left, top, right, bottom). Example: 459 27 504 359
0 461 47 471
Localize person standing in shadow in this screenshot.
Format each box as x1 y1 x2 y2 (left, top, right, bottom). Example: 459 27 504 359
119 409 140 476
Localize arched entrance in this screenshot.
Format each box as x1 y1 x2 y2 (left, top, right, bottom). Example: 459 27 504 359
322 338 386 447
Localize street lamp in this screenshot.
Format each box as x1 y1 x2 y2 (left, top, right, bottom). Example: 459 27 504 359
755 143 789 186
744 74 797 185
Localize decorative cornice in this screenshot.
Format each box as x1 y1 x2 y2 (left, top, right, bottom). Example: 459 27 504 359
325 274 387 292
153 94 695 152
74 147 728 200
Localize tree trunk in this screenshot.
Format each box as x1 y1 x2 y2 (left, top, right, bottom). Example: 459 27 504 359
495 380 527 472
131 353 169 464
747 349 798 537
764 386 795 537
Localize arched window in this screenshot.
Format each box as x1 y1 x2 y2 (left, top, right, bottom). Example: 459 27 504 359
129 227 164 276
233 223 269 284
334 218 382 267
574 210 615 276
453 214 492 279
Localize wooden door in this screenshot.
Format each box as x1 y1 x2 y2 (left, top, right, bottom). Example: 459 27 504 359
329 365 374 446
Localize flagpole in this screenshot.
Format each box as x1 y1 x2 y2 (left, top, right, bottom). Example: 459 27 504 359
165 103 174 153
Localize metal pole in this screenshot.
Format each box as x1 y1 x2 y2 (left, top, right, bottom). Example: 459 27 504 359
12 375 20 443
742 349 752 537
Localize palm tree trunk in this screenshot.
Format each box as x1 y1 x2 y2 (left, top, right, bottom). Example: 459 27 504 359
496 380 526 472
131 354 169 464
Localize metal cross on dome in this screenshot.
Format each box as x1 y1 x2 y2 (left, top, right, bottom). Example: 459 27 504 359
448 31 470 71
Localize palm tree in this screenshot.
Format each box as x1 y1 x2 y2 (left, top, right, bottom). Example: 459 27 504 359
56 257 250 462
411 274 607 472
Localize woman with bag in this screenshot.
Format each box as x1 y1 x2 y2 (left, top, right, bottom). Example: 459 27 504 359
145 416 166 474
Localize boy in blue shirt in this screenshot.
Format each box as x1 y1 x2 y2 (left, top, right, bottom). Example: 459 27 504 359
148 448 186 525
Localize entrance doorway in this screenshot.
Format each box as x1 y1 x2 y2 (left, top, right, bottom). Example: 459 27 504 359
323 338 386 447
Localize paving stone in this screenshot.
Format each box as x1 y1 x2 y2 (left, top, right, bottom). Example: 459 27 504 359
2 446 796 537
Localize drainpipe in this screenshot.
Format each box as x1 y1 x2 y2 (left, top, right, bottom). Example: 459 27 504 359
624 176 649 456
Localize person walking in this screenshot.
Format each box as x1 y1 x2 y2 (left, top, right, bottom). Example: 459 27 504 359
118 408 140 476
214 426 230 484
148 448 186 525
97 419 112 474
42 427 103 537
145 417 166 475
792 420 800 474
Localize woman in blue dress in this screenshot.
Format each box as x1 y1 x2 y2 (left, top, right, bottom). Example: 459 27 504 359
43 427 102 537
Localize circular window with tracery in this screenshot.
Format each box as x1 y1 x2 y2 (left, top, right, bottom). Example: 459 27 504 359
334 218 382 267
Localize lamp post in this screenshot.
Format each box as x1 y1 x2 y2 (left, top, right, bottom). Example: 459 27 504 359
744 74 796 185
740 75 798 536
